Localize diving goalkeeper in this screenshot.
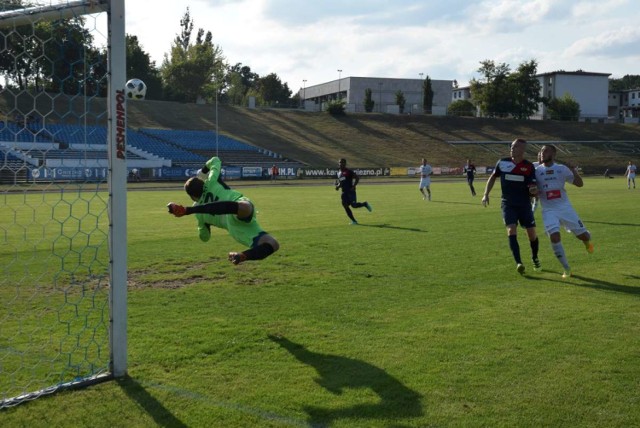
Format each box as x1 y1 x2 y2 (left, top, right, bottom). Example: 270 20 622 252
167 156 279 265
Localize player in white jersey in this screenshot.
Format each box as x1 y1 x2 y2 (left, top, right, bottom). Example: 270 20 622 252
417 158 433 200
535 145 594 278
625 160 637 189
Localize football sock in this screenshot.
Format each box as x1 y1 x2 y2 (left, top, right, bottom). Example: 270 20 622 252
530 237 539 260
508 235 522 264
343 206 357 222
551 242 570 270
351 202 367 209
243 242 275 261
186 201 239 216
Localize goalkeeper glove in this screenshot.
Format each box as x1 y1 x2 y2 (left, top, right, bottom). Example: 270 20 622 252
167 202 187 217
196 169 208 181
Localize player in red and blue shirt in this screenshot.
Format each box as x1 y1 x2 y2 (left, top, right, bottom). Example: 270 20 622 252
336 158 372 224
481 139 540 274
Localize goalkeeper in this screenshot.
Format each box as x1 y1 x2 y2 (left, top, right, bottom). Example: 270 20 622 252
167 156 279 265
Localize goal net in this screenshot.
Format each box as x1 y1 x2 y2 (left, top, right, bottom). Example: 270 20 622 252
0 0 126 407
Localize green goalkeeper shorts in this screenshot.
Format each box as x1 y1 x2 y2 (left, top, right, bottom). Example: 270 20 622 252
225 198 266 248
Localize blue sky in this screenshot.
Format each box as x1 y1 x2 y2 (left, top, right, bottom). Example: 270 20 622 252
124 0 640 91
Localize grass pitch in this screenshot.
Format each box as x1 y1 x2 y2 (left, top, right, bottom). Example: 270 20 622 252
2 177 640 427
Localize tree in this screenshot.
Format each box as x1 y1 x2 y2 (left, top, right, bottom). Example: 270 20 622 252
0 17 97 95
395 90 406 113
423 76 434 113
160 8 225 102
447 100 476 117
508 59 542 119
256 73 291 107
224 63 258 105
126 35 162 100
470 59 544 119
364 88 374 112
547 93 580 121
609 75 640 91
470 60 512 117
326 99 346 116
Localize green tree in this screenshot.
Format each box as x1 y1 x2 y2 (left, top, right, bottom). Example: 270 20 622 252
547 92 580 121
609 75 640 91
364 88 374 112
447 99 476 117
508 59 542 119
126 35 162 100
0 17 97 95
423 76 434 113
224 63 258 105
395 90 406 113
256 73 292 107
326 99 346 116
160 8 225 102
470 60 512 117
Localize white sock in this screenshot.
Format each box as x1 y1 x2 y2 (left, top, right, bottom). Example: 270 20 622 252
551 242 570 270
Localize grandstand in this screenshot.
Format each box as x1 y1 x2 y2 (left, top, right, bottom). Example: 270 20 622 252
1 118 306 183
137 128 305 169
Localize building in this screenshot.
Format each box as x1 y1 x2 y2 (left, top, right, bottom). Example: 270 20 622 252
299 77 453 115
610 88 640 123
451 86 471 101
536 70 611 121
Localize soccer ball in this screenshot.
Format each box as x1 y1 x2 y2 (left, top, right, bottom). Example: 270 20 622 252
126 78 147 100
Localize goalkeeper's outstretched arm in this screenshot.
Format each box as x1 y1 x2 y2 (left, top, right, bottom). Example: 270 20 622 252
167 201 239 217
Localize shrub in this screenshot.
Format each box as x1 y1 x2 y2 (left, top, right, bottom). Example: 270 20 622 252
326 99 346 116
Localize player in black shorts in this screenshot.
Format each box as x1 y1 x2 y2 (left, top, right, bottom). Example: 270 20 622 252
481 139 540 274
335 158 372 225
464 159 477 196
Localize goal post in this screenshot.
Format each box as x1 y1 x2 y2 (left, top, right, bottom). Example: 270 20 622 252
0 0 127 407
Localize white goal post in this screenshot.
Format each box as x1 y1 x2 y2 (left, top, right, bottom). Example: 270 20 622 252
0 0 126 407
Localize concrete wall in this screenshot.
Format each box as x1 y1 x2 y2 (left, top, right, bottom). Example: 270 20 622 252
301 77 453 114
538 73 610 119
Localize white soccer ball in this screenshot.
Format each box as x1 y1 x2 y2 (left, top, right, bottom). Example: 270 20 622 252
126 78 147 100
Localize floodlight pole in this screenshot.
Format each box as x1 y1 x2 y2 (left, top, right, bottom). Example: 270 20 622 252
419 72 424 114
337 69 342 100
302 79 307 108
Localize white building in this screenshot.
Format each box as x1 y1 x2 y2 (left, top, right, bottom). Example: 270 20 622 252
610 89 640 123
299 76 453 115
536 70 610 121
451 86 471 101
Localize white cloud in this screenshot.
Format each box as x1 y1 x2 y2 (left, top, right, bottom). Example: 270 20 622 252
119 0 640 90
566 27 640 58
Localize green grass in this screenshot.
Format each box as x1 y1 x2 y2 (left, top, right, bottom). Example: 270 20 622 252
2 177 640 427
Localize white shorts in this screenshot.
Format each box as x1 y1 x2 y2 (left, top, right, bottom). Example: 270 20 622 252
541 207 588 236
419 178 431 188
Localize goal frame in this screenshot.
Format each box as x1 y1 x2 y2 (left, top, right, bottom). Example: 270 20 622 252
0 0 127 406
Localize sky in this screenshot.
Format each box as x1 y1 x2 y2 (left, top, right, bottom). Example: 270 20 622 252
120 0 639 92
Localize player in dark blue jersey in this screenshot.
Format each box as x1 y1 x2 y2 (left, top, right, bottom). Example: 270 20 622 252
481 139 540 274
336 158 372 224
464 159 477 196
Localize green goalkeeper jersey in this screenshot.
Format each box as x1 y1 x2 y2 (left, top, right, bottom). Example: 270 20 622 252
194 157 264 247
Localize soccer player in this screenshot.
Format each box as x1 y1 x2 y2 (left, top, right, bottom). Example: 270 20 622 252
464 159 477 196
482 138 540 274
418 158 433 200
167 156 279 265
626 160 637 189
535 145 594 278
335 158 372 224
